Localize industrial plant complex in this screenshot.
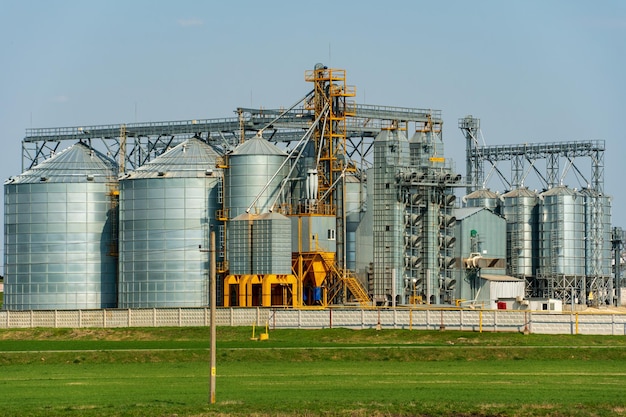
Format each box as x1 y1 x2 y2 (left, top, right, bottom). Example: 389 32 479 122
3 65 625 312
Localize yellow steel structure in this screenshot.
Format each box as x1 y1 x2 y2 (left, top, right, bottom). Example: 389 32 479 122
303 67 356 208
223 274 298 307
221 66 370 308
292 67 369 307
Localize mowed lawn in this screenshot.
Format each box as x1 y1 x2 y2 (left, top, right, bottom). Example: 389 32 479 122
1 327 626 417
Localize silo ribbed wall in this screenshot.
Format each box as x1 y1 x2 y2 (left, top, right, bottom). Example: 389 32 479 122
253 213 291 275
501 188 538 277
539 187 585 276
345 174 364 271
228 214 253 275
228 213 291 275
118 176 220 307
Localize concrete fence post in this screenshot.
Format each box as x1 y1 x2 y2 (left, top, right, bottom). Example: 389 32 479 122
493 310 497 332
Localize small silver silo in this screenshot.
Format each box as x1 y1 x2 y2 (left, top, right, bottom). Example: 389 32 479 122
463 188 500 212
225 134 288 218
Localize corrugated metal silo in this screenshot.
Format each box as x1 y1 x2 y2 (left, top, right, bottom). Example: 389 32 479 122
4 142 117 310
501 187 538 277
345 173 364 271
539 186 585 276
225 134 288 218
117 138 222 308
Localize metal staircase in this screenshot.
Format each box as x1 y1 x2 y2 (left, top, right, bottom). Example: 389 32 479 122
323 256 371 307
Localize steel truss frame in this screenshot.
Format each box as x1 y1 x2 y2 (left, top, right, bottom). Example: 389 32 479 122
22 104 443 174
461 116 611 306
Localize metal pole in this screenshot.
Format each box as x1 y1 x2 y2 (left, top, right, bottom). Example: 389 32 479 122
391 269 396 308
210 231 216 404
426 269 431 305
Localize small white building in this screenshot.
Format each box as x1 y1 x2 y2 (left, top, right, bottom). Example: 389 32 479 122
475 274 525 309
528 298 563 312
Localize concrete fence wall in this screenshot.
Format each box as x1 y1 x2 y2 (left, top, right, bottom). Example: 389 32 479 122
1 308 625 336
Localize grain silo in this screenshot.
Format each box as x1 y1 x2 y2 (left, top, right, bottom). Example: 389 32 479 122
117 138 222 308
3 142 117 310
223 135 296 307
501 187 539 278
539 186 585 276
224 133 288 218
345 172 365 272
463 188 500 213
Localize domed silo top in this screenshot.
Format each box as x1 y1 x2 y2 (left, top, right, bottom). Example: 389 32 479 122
463 188 500 210
540 185 580 197
464 188 499 200
126 137 221 179
231 134 287 156
7 142 116 183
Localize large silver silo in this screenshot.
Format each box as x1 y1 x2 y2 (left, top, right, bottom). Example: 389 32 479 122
539 186 585 276
117 138 222 308
3 142 117 310
225 135 288 218
501 187 538 277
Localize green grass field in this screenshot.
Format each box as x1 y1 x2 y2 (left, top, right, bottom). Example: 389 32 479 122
1 327 626 417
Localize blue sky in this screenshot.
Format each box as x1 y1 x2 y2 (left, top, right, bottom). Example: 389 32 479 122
1 0 625 273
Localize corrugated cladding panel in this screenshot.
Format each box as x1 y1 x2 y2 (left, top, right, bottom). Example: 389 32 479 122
228 213 291 275
253 213 291 275
228 214 252 275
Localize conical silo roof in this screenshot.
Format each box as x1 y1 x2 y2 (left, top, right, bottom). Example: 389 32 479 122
465 188 499 199
232 134 287 156
501 187 538 198
541 185 579 197
7 142 116 184
127 137 221 179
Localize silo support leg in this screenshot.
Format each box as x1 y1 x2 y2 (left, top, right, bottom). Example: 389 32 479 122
262 275 274 307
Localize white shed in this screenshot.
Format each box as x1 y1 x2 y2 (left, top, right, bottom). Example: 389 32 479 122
475 274 525 309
